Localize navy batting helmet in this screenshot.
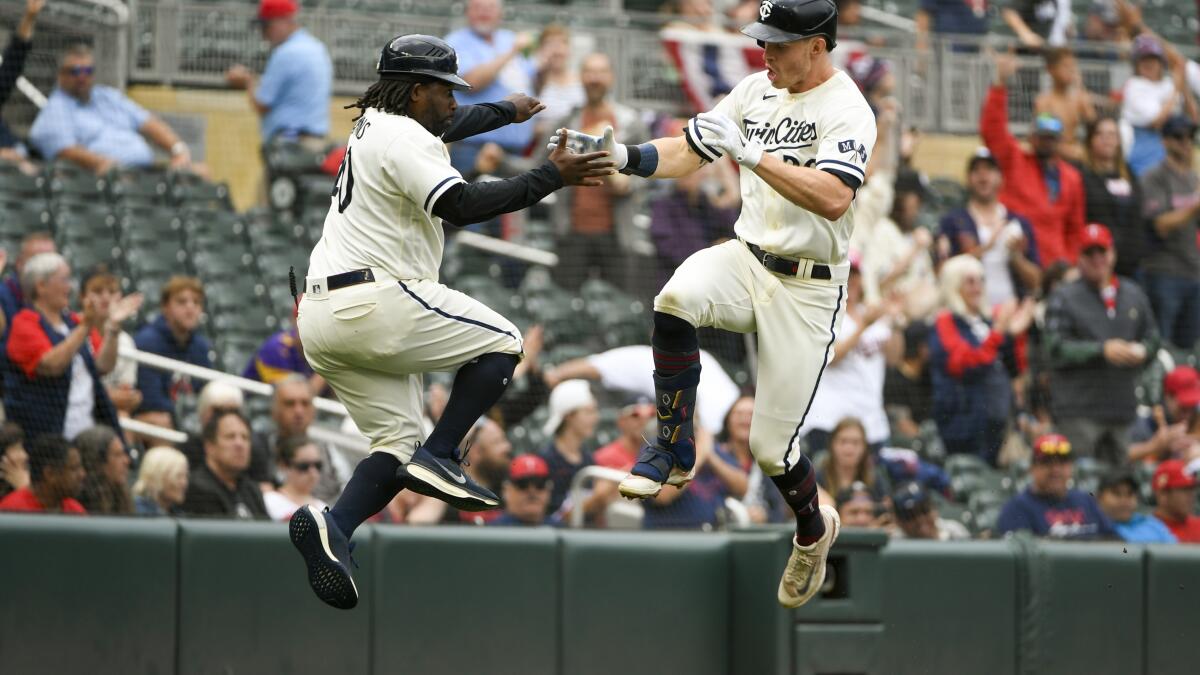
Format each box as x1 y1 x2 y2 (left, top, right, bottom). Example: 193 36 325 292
377 34 472 90
741 0 838 51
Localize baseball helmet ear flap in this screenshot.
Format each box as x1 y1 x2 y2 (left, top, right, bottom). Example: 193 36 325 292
377 34 472 90
741 0 838 51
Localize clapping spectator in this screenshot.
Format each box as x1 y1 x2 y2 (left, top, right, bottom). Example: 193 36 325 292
1096 469 1176 543
1138 115 1200 350
1152 459 1200 542
0 0 45 175
1034 48 1096 161
76 425 131 515
531 24 583 140
1079 116 1144 278
4 253 128 440
538 379 602 517
132 446 189 517
1044 224 1158 461
0 435 86 514
225 0 332 148
81 266 144 418
857 171 939 319
489 454 557 527
0 423 29 500
1129 366 1200 463
891 481 970 540
263 435 329 522
930 255 1033 465
133 276 212 431
1122 35 1195 176
995 434 1117 540
815 417 891 503
181 409 267 519
29 44 199 175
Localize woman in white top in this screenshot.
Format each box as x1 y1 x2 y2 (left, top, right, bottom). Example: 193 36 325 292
264 436 329 522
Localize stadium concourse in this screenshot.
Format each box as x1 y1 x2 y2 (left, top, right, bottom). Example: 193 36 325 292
0 0 1199 644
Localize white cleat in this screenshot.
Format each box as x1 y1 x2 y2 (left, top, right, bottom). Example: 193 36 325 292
618 465 696 499
777 505 841 609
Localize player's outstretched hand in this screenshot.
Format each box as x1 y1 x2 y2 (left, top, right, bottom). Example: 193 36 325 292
547 126 628 171
694 112 762 169
549 129 615 187
505 92 546 123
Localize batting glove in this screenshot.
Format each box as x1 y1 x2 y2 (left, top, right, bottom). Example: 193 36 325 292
695 112 763 169
547 126 628 171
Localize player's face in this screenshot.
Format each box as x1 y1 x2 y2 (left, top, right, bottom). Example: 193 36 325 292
762 37 819 92
412 82 458 137
1098 484 1137 524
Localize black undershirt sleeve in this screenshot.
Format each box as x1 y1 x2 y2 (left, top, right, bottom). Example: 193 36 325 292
821 167 862 192
432 161 564 226
441 101 518 144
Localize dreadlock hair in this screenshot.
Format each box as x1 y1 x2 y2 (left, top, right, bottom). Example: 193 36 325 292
345 78 423 121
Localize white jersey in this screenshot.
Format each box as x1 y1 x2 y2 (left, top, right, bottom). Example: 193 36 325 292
687 70 876 264
308 108 465 281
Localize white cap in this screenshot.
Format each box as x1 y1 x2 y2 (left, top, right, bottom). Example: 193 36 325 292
542 379 597 436
198 379 244 417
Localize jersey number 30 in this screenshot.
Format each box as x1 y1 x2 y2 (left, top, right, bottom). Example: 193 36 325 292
331 148 355 213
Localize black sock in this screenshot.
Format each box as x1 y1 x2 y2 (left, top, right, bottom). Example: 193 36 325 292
330 452 404 538
423 352 518 458
769 454 826 546
652 311 699 376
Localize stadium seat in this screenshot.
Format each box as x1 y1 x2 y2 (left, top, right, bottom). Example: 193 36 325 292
0 170 46 200
46 164 108 201
171 174 232 210
110 168 171 206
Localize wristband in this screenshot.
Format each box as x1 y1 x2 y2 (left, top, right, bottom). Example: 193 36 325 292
619 142 659 178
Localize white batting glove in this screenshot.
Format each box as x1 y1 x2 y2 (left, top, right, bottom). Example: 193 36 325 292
695 112 763 169
547 126 628 171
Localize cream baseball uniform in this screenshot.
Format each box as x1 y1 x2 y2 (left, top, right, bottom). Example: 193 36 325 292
298 108 523 463
658 69 875 477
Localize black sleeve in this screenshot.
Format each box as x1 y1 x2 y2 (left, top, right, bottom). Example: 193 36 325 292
441 101 518 144
0 38 33 108
432 161 563 226
821 167 862 192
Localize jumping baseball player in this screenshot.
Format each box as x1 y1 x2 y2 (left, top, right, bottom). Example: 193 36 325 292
288 34 613 609
553 0 874 607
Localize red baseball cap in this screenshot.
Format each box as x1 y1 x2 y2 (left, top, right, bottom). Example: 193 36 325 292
509 454 549 481
1079 223 1113 252
1164 366 1200 409
258 0 297 21
1153 459 1198 491
1032 434 1073 461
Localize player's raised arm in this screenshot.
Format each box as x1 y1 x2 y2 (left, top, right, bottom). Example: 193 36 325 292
441 92 545 144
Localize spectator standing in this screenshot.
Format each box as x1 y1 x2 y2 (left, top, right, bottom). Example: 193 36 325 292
29 44 198 175
132 446 189 517
1079 116 1144 279
0 0 45 174
982 51 1086 267
133 276 212 430
0 423 29 500
530 24 583 141
642 424 747 530
225 0 332 148
547 52 649 291
1129 366 1200 463
1044 224 1158 461
815 417 892 503
929 255 1033 465
883 321 934 438
891 482 970 540
1138 115 1200 350
181 409 267 519
1096 469 1176 543
489 454 556 526
916 0 991 52
263 435 329 522
995 434 1117 539
538 379 601 517
1034 48 1096 162
1152 459 1200 543
0 435 86 514
4 253 130 440
856 171 939 319
1122 35 1191 176
444 0 536 172
76 425 131 515
1002 0 1074 48
937 148 1043 307
81 267 144 418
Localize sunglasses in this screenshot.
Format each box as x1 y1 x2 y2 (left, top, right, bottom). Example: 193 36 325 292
292 461 324 472
511 478 548 491
62 65 95 77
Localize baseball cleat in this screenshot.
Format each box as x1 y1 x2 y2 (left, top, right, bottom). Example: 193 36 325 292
777 505 841 609
289 504 359 610
402 444 500 512
618 465 696 499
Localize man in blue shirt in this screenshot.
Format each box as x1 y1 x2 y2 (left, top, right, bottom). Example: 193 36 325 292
444 0 536 172
133 276 213 430
225 0 332 145
489 454 559 527
995 434 1118 540
29 44 197 175
1096 469 1176 543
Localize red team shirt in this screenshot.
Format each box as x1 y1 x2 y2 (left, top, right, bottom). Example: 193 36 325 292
0 487 87 514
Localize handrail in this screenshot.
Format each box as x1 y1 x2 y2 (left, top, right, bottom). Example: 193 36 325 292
119 416 189 444
565 464 750 529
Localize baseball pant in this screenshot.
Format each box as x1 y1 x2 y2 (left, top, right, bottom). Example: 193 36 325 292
653 239 848 477
298 271 523 463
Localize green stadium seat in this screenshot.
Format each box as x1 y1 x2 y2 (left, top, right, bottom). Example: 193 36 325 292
263 137 328 175
60 240 120 274
47 164 108 201
127 240 188 276
171 174 232 209
110 168 171 205
0 169 47 199
0 199 52 234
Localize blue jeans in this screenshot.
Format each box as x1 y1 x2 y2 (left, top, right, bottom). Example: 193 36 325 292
1143 273 1200 349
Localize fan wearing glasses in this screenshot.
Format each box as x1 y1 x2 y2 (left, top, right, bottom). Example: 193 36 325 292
994 434 1117 541
489 454 558 527
29 43 202 176
264 435 330 522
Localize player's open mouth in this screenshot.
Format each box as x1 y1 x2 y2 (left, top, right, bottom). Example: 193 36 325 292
766 67 776 81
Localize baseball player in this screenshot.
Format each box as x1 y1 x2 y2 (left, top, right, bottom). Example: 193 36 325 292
554 0 874 607
288 34 613 610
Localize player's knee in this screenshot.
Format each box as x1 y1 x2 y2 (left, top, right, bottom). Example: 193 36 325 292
652 310 698 353
474 352 518 384
748 426 788 478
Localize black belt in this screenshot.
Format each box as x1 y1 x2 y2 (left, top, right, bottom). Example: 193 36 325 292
325 268 375 291
743 241 831 280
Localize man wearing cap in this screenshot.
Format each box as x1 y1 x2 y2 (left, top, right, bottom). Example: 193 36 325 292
936 148 1042 307
1044 223 1159 462
982 50 1085 267
995 434 1117 540
1130 366 1200 463
490 454 557 526
1138 114 1200 350
1152 459 1200 543
890 481 969 541
225 0 332 147
1096 469 1176 543
835 482 883 529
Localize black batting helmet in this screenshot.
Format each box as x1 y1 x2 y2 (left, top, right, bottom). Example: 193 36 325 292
377 34 472 90
741 0 838 51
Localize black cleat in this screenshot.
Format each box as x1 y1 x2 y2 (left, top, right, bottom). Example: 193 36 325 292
402 444 500 512
289 505 359 610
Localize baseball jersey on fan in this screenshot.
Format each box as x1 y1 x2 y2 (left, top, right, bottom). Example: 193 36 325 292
697 70 875 264
308 108 465 281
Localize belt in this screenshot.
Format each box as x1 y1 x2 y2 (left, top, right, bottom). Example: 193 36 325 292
742 240 832 280
307 268 374 295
